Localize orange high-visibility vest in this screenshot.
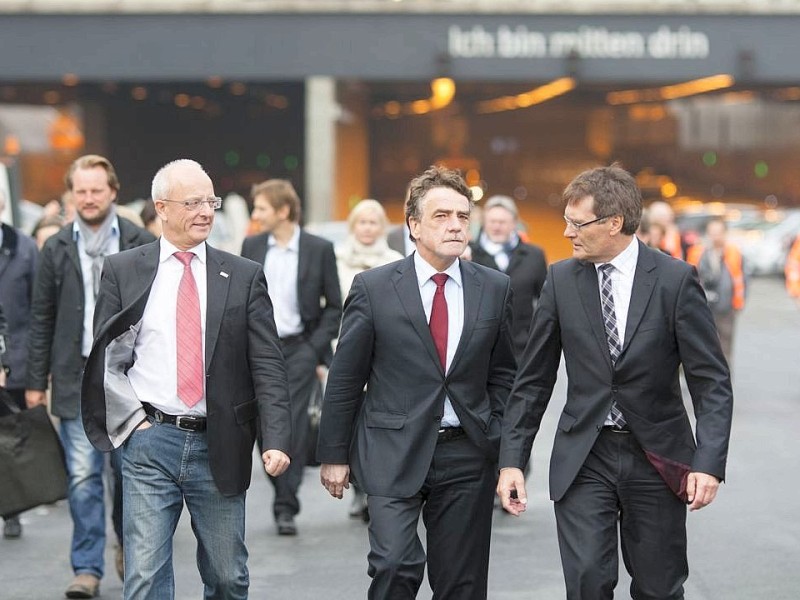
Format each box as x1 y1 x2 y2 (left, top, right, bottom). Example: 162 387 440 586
660 229 683 260
786 237 800 298
687 243 746 310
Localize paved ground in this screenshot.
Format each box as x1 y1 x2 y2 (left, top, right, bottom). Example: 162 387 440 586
1 278 799 599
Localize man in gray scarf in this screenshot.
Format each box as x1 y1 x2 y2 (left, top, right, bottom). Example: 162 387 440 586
26 155 155 599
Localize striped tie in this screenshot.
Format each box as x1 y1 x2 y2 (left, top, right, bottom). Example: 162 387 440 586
599 263 626 428
175 252 204 407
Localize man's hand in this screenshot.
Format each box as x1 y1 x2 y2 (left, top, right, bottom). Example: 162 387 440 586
320 463 350 499
262 449 290 477
0 369 6 388
25 389 47 409
687 472 720 511
497 467 528 516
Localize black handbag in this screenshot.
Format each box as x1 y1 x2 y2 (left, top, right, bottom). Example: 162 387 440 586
0 388 68 517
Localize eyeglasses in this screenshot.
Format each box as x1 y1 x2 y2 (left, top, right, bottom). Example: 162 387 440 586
161 196 222 211
563 215 610 231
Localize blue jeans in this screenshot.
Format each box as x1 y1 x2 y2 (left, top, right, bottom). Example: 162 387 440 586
121 419 248 600
60 415 107 579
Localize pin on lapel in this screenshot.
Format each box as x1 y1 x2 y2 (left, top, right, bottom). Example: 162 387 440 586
220 271 229 278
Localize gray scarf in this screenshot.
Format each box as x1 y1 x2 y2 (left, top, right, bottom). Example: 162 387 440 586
76 206 117 298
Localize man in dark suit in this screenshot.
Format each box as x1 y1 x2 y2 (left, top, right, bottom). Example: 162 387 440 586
81 159 291 599
26 154 154 598
241 179 341 535
318 166 516 599
497 164 733 599
471 194 547 357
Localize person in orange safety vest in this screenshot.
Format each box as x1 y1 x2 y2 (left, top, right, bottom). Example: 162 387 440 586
786 235 800 300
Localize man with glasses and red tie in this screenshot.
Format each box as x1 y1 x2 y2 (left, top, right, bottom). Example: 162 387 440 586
497 164 733 599
82 159 292 600
318 166 516 600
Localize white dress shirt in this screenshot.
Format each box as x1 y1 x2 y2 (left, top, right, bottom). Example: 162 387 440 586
414 252 464 427
594 236 639 346
73 219 120 357
127 238 208 416
264 225 303 338
596 236 639 426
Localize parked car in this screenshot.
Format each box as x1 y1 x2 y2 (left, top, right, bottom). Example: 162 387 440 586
675 201 764 250
728 209 800 276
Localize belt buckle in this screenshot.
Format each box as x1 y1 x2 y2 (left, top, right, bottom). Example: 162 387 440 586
175 416 195 432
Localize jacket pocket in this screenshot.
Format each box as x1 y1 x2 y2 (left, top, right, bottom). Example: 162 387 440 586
365 411 406 430
234 399 259 424
473 317 498 330
557 410 577 433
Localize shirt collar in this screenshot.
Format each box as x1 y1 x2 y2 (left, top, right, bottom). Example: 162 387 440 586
413 251 463 289
159 236 207 265
268 224 300 252
72 216 120 241
596 236 639 278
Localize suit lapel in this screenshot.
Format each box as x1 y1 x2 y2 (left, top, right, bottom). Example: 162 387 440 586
505 244 527 274
296 230 309 308
204 245 230 371
620 242 657 355
391 256 443 371
448 261 481 374
576 260 613 370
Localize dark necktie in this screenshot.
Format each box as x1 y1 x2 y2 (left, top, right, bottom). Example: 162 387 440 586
599 264 626 428
175 252 204 408
429 273 449 370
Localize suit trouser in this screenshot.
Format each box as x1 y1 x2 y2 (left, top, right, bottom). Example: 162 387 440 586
365 435 496 600
554 429 687 600
264 336 318 518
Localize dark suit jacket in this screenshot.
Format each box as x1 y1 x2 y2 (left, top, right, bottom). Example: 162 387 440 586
500 241 733 502
317 255 517 497
26 217 155 419
81 241 291 497
0 223 38 390
240 229 341 363
471 240 547 356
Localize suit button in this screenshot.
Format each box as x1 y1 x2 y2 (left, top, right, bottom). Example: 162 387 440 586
434 416 441 422
611 386 619 393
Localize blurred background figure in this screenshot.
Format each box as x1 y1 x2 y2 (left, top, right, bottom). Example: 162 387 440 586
786 235 800 302
334 199 402 521
471 195 547 357
636 209 667 251
648 200 684 259
138 199 162 238
336 199 403 299
31 214 64 250
241 179 341 537
687 217 746 365
0 188 38 540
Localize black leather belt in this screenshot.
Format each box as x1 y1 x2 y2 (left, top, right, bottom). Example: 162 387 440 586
143 403 206 432
437 426 466 442
279 333 306 345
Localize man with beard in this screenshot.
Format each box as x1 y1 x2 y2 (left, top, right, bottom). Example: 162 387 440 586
26 155 154 598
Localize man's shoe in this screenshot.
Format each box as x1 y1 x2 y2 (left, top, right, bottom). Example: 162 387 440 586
115 545 125 581
65 574 100 599
275 513 297 536
3 515 22 539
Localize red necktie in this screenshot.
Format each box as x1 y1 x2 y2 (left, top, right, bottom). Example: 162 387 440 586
174 252 203 407
429 273 449 370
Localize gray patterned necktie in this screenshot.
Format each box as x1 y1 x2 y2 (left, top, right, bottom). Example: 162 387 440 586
599 264 627 428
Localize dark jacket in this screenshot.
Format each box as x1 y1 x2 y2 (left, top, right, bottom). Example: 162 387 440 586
317 256 517 497
0 223 38 390
500 242 733 502
471 240 547 356
240 229 342 364
26 217 155 419
82 241 291 496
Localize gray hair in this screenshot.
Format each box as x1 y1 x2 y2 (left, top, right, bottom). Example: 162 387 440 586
483 195 518 220
151 159 207 201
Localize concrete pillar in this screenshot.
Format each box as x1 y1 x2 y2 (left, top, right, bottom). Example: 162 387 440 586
304 76 338 224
